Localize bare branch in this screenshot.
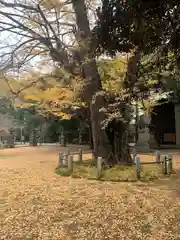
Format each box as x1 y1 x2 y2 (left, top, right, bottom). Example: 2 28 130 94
3 74 43 96
0 25 35 39
17 49 48 69
0 0 38 11
0 11 52 32
0 11 41 36
54 5 60 37
37 4 57 38
0 0 78 75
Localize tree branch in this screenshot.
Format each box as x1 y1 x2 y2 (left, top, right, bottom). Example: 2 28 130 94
3 75 44 96
37 4 57 39
0 11 53 48
0 0 38 11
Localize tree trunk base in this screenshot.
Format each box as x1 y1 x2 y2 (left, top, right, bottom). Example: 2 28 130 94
90 94 109 160
106 149 132 166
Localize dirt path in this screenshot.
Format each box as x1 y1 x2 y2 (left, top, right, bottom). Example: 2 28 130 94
0 146 180 239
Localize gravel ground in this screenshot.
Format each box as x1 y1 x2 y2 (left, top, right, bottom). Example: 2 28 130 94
0 146 180 240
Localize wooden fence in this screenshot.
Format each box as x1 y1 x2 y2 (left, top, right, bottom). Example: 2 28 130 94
57 149 173 180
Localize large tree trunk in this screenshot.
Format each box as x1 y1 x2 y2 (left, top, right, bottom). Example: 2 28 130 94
106 120 132 164
123 49 141 91
90 93 109 159
119 124 132 163
72 0 109 159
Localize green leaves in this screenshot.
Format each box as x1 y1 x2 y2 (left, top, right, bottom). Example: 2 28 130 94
95 0 180 60
98 57 127 93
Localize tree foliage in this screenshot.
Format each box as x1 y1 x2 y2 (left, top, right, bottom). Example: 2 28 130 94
94 0 180 109
0 0 155 160
95 1 180 57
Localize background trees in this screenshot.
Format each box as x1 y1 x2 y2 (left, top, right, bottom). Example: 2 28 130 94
1 0 180 161
95 0 180 89
94 0 180 153
0 0 110 158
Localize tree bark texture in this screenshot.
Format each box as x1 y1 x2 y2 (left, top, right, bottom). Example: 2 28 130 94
72 0 109 159
106 120 132 164
123 49 141 91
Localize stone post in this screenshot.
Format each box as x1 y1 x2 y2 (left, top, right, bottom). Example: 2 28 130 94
59 132 66 147
68 155 73 173
58 152 63 168
135 156 141 180
65 149 70 164
97 157 105 179
78 149 83 163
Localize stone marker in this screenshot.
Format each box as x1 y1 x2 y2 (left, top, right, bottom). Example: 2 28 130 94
167 154 173 175
65 149 70 164
97 157 104 179
60 133 66 147
58 152 63 168
164 155 168 175
135 156 141 180
160 155 166 174
68 155 73 173
78 149 83 163
132 148 137 162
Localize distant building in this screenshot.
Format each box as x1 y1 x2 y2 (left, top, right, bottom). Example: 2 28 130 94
129 91 180 149
132 91 180 149
149 100 180 148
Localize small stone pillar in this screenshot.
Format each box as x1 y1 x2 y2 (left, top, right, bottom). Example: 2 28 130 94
68 155 73 173
59 132 66 147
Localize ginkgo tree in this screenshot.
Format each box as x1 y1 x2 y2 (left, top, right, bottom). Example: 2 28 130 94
19 57 133 157
0 0 111 159
16 57 127 115
0 0 144 162
1 54 129 151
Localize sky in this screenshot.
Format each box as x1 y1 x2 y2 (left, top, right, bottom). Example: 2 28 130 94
0 0 104 79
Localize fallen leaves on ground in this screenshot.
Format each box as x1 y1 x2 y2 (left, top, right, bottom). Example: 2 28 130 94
0 146 180 239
